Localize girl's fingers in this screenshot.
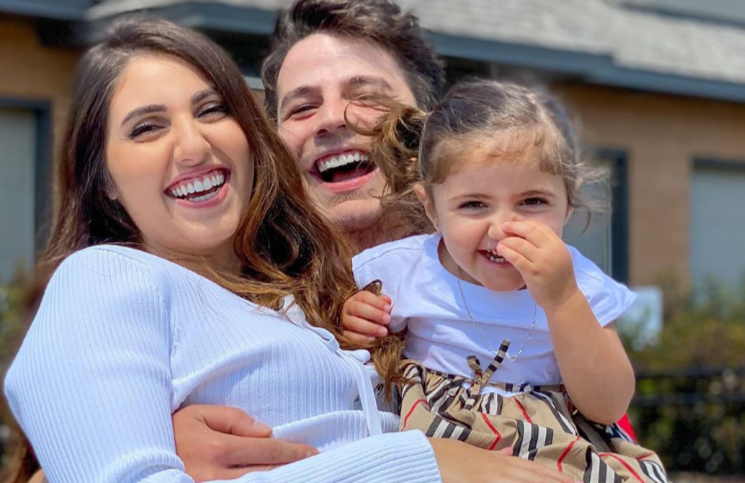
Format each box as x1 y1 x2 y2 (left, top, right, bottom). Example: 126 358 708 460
495 242 531 274
497 236 539 263
342 315 388 337
502 220 552 247
352 291 393 312
347 300 392 325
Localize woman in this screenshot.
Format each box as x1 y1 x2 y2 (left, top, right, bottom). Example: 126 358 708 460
5 18 575 483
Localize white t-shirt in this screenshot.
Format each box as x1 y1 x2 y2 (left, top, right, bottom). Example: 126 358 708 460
353 234 636 389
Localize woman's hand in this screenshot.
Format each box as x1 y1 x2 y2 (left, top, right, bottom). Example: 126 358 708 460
430 438 579 483
497 220 579 313
172 405 318 482
340 290 392 343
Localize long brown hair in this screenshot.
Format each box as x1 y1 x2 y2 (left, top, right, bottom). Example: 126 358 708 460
8 17 402 482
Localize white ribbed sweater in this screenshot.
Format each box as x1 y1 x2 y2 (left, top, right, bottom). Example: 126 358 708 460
5 246 441 483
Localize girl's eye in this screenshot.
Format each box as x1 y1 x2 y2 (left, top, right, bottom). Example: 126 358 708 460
129 122 162 140
459 201 486 210
522 197 547 207
198 103 229 119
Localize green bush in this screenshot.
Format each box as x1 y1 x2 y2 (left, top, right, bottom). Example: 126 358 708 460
0 271 33 472
623 275 745 475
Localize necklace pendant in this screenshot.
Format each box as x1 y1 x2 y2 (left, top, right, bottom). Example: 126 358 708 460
509 354 517 362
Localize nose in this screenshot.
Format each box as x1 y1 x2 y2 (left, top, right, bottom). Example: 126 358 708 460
314 97 348 138
173 116 210 166
487 210 521 242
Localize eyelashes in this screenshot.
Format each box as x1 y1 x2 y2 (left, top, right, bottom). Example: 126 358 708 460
128 102 230 140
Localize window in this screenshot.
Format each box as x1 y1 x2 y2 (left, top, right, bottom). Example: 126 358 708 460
690 160 745 291
0 107 37 282
563 150 629 282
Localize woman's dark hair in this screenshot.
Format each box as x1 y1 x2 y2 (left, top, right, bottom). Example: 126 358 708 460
261 0 445 118
9 17 404 482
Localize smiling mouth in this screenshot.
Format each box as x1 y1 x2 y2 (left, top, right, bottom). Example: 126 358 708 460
482 249 508 264
166 168 229 203
313 150 375 183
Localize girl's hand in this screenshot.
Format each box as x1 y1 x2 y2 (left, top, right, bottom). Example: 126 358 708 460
340 290 393 343
172 404 318 482
430 438 579 483
496 220 579 313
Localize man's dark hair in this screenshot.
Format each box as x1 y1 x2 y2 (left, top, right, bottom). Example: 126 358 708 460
261 0 445 119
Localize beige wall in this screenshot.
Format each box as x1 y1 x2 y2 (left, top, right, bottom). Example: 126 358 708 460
0 18 80 179
556 84 745 286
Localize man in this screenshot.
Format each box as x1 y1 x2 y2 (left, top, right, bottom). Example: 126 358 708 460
262 0 444 252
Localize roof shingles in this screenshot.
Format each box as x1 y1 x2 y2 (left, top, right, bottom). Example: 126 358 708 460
90 0 745 85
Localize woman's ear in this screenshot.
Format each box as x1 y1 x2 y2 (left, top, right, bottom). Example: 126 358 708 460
104 172 119 201
414 183 439 231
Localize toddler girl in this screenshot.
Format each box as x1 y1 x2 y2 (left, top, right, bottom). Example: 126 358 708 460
342 80 666 483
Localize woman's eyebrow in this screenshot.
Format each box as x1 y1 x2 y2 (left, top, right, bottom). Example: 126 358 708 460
120 88 218 128
121 104 166 127
192 87 217 105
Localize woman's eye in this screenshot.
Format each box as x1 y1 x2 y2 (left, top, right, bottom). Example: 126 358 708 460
129 123 162 139
198 103 229 119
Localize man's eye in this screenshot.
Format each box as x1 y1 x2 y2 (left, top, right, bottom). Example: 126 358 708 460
289 104 315 117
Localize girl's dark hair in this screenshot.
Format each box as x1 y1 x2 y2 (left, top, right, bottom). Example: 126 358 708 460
365 79 604 231
9 17 403 481
261 0 444 118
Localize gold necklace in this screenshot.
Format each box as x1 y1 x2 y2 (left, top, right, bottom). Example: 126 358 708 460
456 266 537 362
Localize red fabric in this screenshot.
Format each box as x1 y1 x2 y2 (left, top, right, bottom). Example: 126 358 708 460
617 414 637 442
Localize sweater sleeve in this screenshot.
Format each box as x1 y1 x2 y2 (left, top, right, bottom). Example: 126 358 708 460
4 248 442 483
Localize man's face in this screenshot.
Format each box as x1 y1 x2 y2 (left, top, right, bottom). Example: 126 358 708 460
276 33 417 234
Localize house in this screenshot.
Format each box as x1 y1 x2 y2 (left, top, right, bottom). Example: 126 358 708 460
2 0 744 294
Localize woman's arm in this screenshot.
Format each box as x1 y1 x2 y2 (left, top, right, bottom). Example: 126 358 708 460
4 248 441 483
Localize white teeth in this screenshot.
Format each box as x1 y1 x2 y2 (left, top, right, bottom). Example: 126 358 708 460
317 151 368 173
170 171 227 200
190 190 219 202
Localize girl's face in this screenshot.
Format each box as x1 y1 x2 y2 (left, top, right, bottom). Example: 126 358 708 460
417 152 570 292
105 54 253 269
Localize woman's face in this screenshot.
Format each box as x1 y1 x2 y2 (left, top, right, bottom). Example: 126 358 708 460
105 54 253 268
